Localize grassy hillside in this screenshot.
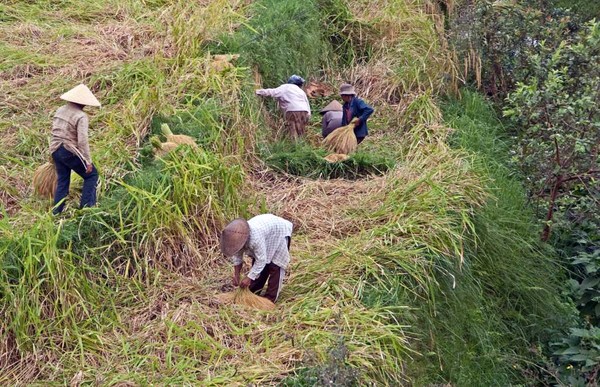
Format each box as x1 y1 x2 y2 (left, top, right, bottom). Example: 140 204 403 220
0 0 569 385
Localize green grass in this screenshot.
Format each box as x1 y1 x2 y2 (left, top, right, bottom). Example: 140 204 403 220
400 91 572 385
263 140 395 179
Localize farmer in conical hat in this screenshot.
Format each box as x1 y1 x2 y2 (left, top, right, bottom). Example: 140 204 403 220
49 84 101 214
256 75 311 140
220 214 293 303
319 99 343 139
339 83 374 144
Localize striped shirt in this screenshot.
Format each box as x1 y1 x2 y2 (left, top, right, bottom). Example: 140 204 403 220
232 214 293 280
49 103 91 165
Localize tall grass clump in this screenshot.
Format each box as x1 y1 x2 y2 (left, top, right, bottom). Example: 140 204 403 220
0 214 116 378
228 0 331 86
74 146 249 275
402 91 571 385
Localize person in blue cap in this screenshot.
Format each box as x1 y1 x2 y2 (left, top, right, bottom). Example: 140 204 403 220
256 75 311 140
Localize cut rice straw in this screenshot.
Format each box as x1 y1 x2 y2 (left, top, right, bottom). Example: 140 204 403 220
322 118 358 155
32 161 57 199
216 288 276 310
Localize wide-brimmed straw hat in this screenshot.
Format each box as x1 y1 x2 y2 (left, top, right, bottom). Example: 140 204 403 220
339 83 356 95
60 84 101 107
220 218 250 257
319 100 343 114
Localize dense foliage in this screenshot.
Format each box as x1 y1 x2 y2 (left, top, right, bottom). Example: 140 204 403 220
449 0 600 383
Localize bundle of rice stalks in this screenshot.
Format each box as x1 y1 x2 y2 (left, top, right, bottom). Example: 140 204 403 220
161 123 198 148
323 153 349 163
216 288 275 311
33 162 57 199
151 136 179 157
322 118 358 155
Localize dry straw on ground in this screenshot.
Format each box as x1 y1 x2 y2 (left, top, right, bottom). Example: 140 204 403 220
161 123 198 147
322 119 358 155
323 153 349 163
216 288 276 310
32 162 57 199
151 139 179 157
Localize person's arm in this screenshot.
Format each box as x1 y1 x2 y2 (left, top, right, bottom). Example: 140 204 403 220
240 240 267 287
354 99 374 127
231 252 243 286
233 263 242 286
256 85 284 98
76 114 92 172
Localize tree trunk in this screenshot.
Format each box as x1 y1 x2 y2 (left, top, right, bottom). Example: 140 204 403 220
541 174 563 242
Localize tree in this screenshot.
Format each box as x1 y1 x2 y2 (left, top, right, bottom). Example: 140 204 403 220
503 20 600 241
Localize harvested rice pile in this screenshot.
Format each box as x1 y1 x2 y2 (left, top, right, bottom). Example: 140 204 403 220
161 123 198 147
323 153 349 163
322 118 358 155
151 136 180 157
33 162 57 199
216 288 275 311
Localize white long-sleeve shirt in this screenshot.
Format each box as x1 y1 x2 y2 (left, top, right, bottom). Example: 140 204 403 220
231 214 293 280
256 84 311 117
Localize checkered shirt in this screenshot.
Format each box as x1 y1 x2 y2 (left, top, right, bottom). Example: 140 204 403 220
232 214 293 280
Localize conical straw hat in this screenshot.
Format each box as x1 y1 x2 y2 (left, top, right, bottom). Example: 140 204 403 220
319 100 343 114
60 84 101 107
220 218 250 257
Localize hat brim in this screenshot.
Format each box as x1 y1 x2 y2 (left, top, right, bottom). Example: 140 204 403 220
60 84 101 107
319 100 343 113
220 219 250 256
221 238 246 257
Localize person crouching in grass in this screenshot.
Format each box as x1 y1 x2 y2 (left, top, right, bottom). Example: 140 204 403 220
220 214 293 303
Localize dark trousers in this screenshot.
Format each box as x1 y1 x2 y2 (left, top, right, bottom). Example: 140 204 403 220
249 236 290 303
52 145 98 214
356 136 365 144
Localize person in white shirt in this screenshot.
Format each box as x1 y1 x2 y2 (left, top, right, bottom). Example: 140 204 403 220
256 75 311 140
220 214 293 303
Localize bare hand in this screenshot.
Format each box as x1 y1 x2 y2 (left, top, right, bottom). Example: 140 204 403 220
240 276 252 288
232 274 240 287
85 163 93 174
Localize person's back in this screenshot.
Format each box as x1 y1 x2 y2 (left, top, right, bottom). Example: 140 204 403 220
322 110 343 138
319 99 343 138
255 75 311 140
258 83 310 114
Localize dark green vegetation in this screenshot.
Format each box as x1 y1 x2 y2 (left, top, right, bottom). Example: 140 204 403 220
450 1 600 384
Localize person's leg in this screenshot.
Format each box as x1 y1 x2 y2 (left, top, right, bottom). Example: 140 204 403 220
52 146 72 214
249 265 270 295
356 136 365 144
262 236 290 302
57 149 99 209
285 111 299 140
79 164 98 208
263 264 285 303
296 112 308 137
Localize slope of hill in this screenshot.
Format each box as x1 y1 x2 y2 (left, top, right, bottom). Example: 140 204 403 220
0 0 569 384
